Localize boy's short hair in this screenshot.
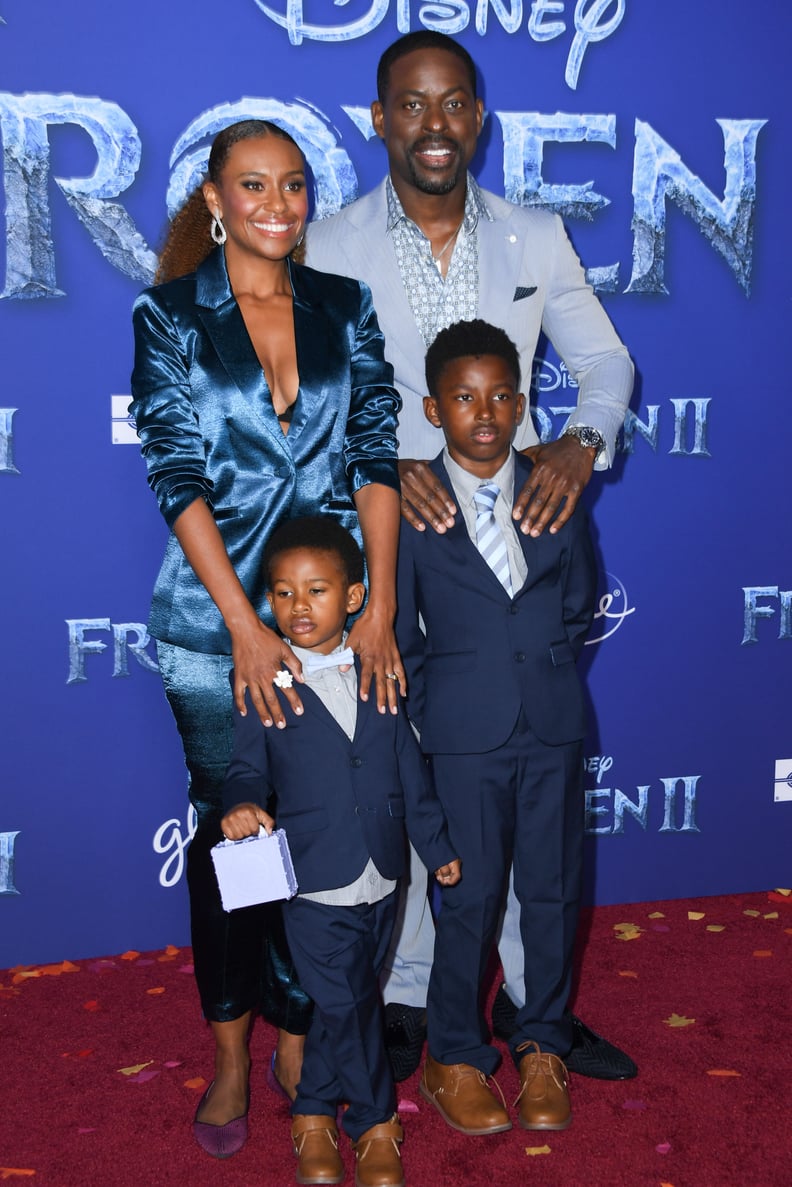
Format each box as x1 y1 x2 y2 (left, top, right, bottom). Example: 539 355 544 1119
425 319 521 395
263 517 365 588
376 32 478 103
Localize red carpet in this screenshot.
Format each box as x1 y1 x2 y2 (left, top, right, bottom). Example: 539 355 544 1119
2 891 790 1186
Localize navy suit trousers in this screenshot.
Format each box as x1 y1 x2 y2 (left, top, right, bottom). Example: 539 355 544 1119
427 715 584 1071
284 891 398 1141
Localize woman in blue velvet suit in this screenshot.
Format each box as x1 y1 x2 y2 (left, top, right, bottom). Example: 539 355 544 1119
130 120 404 1155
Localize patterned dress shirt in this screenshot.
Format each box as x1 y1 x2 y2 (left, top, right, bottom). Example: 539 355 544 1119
386 174 493 347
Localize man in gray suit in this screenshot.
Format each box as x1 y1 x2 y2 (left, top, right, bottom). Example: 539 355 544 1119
305 30 635 1088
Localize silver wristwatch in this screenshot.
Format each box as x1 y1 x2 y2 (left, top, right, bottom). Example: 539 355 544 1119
561 424 604 453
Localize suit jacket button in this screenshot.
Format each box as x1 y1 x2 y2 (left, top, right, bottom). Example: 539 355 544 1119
514 651 526 662
351 757 363 768
510 604 519 615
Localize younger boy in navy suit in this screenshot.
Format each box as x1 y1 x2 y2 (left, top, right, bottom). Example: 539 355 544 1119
395 320 597 1135
221 517 460 1187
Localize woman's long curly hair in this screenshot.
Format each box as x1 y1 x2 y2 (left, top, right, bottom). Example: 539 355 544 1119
155 120 306 284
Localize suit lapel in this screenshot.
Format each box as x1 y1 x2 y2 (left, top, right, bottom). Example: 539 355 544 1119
300 658 380 751
338 183 427 376
431 456 515 600
510 454 540 597
477 207 525 332
296 675 354 745
350 657 378 748
286 260 325 448
195 248 289 455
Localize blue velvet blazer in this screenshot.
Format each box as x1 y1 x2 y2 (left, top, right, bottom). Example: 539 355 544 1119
130 248 401 654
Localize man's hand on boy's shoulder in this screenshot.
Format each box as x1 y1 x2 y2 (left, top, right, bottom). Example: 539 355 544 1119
435 858 462 887
398 441 596 540
515 436 597 537
398 459 457 534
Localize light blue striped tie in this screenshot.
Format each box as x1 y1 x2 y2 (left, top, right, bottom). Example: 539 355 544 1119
473 482 513 596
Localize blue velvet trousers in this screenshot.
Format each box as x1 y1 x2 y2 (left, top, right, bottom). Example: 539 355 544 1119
157 641 312 1031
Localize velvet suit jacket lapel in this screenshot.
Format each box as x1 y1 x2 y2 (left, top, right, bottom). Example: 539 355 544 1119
193 249 326 457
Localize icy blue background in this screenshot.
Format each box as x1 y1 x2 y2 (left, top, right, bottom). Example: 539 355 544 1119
2 1 790 964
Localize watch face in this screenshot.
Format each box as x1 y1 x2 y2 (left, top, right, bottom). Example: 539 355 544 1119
567 426 603 449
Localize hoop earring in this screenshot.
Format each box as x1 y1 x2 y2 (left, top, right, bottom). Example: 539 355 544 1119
211 214 227 246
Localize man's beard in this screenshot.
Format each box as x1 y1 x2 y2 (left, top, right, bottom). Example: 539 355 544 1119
405 141 466 195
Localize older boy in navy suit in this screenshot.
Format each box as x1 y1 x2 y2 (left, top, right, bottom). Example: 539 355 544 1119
395 320 597 1134
221 517 460 1187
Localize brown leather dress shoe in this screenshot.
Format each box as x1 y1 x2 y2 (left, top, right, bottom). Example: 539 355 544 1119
292 1114 344 1185
420 1054 512 1135
514 1041 572 1131
352 1114 404 1187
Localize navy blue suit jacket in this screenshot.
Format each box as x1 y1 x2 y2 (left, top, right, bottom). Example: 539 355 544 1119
395 451 597 755
221 661 456 894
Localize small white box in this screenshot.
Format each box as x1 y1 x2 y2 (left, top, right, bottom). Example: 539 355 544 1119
211 828 298 910
774 759 792 803
111 394 140 444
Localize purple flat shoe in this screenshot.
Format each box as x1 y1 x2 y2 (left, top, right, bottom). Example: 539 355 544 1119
192 1081 249 1159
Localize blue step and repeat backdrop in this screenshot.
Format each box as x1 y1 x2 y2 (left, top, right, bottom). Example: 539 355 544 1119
2 2 790 967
